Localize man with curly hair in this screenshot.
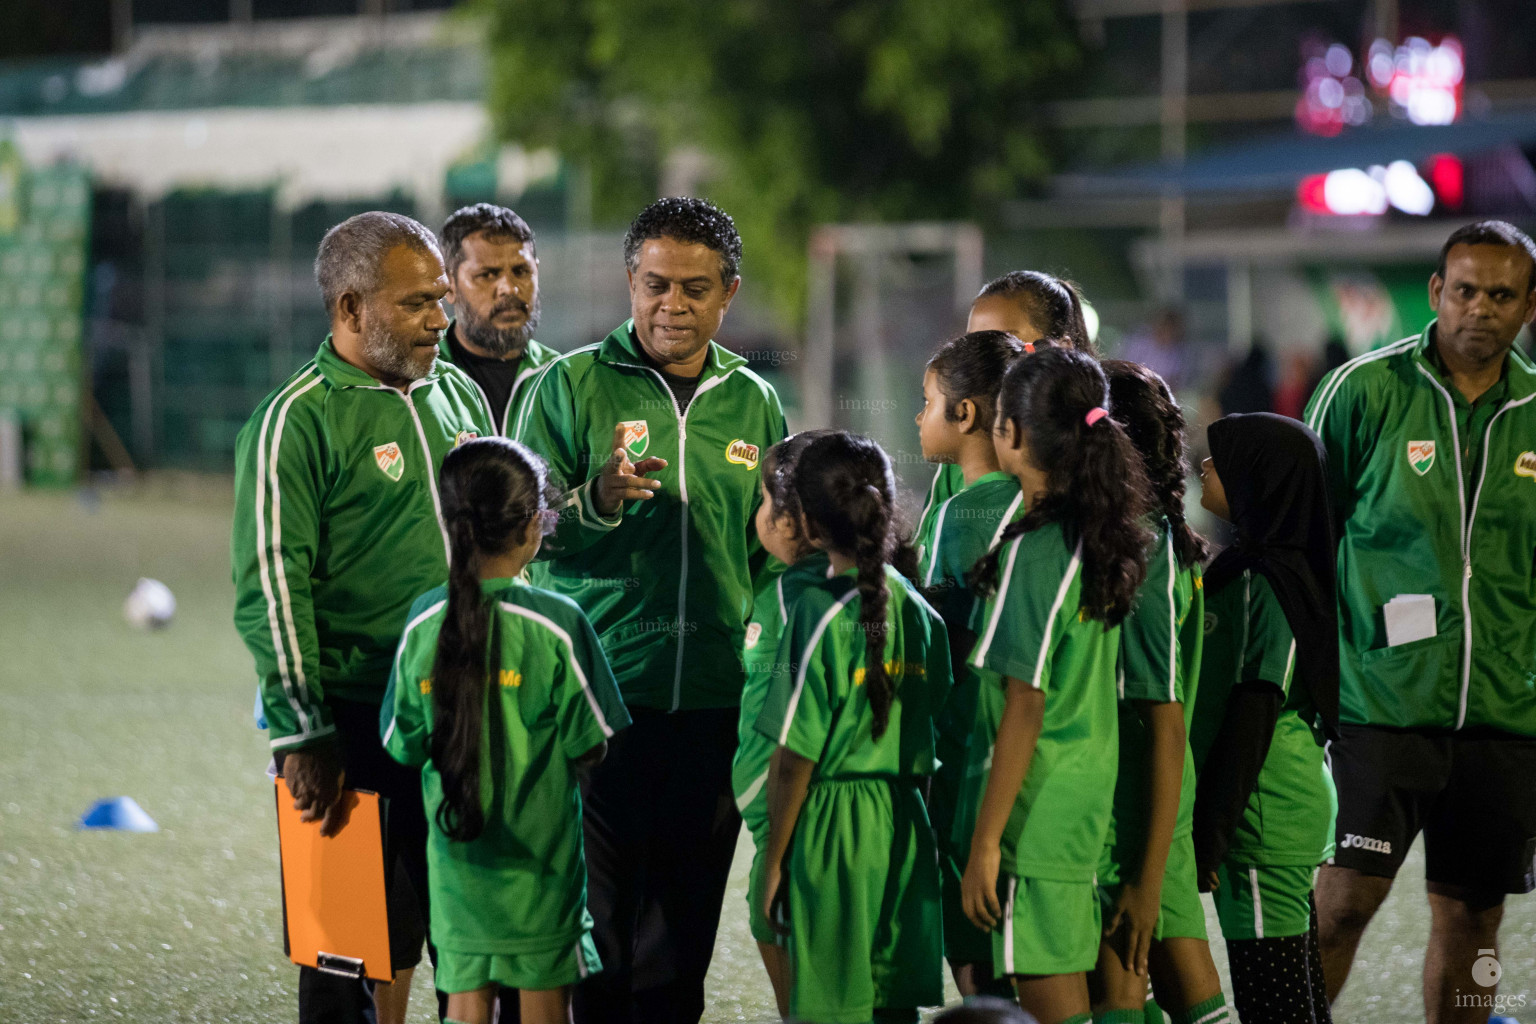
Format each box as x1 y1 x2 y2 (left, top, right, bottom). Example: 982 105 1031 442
514 197 787 1023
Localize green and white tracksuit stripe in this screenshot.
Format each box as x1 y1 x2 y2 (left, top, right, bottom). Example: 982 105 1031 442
434 324 559 436
512 320 787 711
231 336 493 749
1304 321 1536 736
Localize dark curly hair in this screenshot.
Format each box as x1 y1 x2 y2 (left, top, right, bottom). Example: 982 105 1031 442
1103 360 1210 568
976 270 1095 356
439 203 536 276
968 348 1154 626
623 196 743 284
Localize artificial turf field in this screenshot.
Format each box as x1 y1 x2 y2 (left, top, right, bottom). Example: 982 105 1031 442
0 482 1531 1023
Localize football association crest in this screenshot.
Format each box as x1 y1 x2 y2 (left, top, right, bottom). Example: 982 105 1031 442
619 420 649 458
374 442 404 482
744 622 763 649
455 429 479 447
726 439 760 470
1516 451 1536 480
1407 440 1436 476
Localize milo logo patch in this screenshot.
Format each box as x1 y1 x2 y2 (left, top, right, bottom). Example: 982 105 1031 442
726 439 760 470
1516 451 1536 480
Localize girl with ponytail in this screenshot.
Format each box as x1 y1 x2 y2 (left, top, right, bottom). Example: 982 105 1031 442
381 437 629 1024
732 430 832 1017
1094 361 1230 1024
958 348 1154 1024
756 431 953 1024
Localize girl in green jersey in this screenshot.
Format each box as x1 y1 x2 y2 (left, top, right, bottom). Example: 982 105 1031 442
1094 362 1229 1024
382 438 629 1024
733 430 831 1017
757 431 953 1024
1192 413 1339 1024
914 329 1027 998
960 349 1154 1024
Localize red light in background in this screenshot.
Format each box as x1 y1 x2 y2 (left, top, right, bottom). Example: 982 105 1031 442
1298 174 1331 213
1427 153 1464 209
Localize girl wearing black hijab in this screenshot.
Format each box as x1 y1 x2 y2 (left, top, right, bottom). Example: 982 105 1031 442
1189 412 1340 1024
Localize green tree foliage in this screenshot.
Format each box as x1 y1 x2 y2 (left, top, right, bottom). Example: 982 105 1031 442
480 0 1080 319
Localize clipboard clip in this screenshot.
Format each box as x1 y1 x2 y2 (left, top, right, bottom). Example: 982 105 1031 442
315 952 366 979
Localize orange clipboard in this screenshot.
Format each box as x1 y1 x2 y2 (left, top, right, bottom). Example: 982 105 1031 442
274 778 394 982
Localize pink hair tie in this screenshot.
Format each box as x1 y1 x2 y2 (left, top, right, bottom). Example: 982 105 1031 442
1085 407 1108 427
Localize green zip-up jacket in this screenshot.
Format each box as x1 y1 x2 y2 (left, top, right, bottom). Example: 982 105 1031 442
232 337 493 750
1305 321 1536 736
434 321 559 436
512 320 787 711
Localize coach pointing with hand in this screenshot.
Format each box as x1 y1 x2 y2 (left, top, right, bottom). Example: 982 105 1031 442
514 197 787 1023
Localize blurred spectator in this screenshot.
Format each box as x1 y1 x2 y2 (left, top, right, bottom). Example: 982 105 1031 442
1303 335 1351 410
1217 338 1275 415
1121 307 1190 392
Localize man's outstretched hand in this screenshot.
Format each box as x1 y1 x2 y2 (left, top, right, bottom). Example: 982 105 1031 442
282 742 349 837
593 423 668 516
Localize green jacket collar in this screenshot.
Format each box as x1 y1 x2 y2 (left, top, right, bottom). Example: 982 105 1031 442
314 334 443 390
597 319 747 381
1413 319 1536 403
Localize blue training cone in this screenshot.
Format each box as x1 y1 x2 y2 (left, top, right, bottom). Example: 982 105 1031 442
78 797 159 832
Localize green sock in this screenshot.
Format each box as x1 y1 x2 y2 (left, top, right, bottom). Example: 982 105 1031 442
443 1019 475 1024
1144 996 1165 1023
1095 1010 1146 1024
1169 991 1230 1024
1062 1014 1094 1024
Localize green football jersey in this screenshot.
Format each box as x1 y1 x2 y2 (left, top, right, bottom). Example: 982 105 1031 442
913 470 1024 831
733 551 831 832
1109 522 1204 850
381 577 631 954
968 522 1121 884
1305 322 1536 736
1191 570 1336 867
914 462 967 570
754 565 952 780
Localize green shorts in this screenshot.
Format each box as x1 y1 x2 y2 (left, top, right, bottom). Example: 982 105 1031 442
993 874 1101 977
1096 832 1207 941
931 758 993 964
746 821 781 945
787 778 944 1023
1211 862 1317 940
434 932 600 993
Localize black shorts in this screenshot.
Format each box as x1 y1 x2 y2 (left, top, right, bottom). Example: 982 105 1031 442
1329 724 1536 894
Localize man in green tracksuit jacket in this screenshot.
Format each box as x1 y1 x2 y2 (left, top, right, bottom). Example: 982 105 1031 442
231 212 492 1024
513 197 786 1024
434 203 560 435
1306 221 1536 1024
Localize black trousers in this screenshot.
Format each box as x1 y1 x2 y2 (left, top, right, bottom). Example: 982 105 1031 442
573 707 743 1024
280 698 435 1024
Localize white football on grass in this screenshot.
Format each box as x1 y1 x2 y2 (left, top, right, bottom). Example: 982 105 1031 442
124 577 176 630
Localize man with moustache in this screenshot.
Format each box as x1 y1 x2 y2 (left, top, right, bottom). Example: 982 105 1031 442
1306 220 1536 1024
436 204 559 436
514 197 787 1024
232 211 491 1024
